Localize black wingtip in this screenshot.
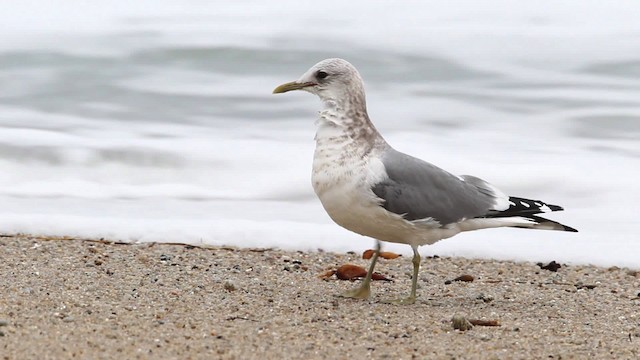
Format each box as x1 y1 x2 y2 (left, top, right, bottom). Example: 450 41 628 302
547 204 564 212
526 215 578 233
488 197 567 218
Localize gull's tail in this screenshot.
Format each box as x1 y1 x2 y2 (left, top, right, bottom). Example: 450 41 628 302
484 196 578 232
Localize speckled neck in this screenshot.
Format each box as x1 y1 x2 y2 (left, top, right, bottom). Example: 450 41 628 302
315 85 386 154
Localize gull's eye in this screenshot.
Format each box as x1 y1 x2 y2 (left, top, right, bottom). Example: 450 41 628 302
316 70 328 80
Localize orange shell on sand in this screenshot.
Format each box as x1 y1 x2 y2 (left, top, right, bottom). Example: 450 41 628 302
334 264 392 281
362 250 402 260
318 269 336 280
336 264 367 280
469 319 501 327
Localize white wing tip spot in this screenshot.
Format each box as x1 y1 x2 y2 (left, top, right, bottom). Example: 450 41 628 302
520 201 530 208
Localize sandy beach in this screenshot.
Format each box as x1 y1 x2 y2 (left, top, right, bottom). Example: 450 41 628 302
1 234 639 359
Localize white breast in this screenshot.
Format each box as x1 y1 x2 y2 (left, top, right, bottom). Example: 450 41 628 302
311 120 370 206
311 116 412 243
310 113 465 247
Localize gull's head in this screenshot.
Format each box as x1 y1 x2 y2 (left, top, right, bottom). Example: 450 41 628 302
272 58 365 105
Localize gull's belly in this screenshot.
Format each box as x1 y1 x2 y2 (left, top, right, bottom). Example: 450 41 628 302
311 153 419 244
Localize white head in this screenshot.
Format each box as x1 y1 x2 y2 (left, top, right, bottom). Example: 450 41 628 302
273 58 366 109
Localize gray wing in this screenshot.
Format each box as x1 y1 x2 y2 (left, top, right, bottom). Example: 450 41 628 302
371 148 499 225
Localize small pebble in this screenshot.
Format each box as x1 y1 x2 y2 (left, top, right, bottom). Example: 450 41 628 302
476 293 494 303
452 315 473 331
455 274 474 282
0 320 8 327
223 281 236 292
575 283 597 290
445 274 474 284
537 261 561 272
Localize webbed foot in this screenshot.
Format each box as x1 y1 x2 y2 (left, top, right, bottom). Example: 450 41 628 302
339 283 371 299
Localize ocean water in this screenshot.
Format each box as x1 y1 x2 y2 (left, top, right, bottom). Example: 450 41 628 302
1 1 639 268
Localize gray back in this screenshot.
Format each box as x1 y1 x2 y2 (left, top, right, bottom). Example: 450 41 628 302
372 148 496 225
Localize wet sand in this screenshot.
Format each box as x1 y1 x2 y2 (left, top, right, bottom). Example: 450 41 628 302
1 234 639 359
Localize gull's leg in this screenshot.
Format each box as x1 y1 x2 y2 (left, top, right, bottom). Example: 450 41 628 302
382 245 420 305
340 240 381 299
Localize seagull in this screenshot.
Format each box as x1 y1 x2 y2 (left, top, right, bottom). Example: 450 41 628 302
273 58 577 305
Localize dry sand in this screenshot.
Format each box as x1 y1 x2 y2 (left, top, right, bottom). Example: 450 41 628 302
1 234 639 359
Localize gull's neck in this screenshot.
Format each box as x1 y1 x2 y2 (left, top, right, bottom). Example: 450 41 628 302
314 87 386 153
